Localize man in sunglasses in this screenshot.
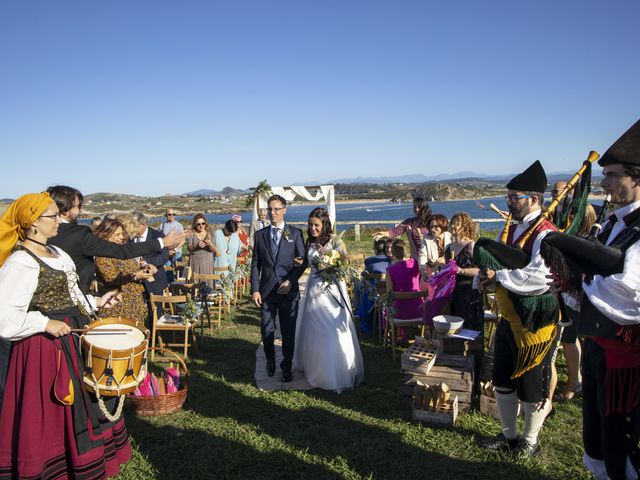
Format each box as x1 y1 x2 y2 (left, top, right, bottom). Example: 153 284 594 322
478 160 559 458
160 209 185 282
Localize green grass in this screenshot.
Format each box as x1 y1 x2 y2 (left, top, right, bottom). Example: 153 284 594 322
116 291 588 480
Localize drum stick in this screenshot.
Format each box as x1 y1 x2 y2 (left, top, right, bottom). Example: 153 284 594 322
70 328 133 333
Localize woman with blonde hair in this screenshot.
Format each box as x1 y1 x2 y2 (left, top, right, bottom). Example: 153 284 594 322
444 212 483 330
0 192 130 479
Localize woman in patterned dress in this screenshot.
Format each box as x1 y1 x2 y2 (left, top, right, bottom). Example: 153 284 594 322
94 218 154 324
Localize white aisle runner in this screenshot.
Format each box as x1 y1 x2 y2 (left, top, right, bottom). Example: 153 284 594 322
254 273 314 391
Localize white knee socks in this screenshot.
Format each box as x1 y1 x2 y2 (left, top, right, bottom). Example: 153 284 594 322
495 389 519 440
522 401 549 445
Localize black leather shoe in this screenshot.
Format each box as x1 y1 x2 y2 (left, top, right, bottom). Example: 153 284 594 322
281 370 292 383
479 433 520 451
514 438 541 459
266 358 276 377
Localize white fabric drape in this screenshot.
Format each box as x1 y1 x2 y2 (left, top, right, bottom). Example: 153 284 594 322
251 185 336 228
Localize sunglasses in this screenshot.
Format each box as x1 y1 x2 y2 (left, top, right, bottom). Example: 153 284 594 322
195 222 206 226
166 213 176 216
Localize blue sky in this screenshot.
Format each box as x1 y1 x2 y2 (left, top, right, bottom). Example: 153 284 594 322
1 0 638 198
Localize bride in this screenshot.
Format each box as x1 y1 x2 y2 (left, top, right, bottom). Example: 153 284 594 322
293 208 364 392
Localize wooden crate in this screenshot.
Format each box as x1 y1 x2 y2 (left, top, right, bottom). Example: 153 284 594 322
435 331 483 359
479 393 500 420
401 355 474 411
479 393 522 420
401 341 438 375
412 396 459 426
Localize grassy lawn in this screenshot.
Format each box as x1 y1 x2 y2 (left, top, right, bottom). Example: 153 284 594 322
117 289 589 479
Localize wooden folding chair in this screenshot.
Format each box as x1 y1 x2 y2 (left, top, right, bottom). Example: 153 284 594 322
174 260 188 281
192 273 226 331
150 294 197 360
384 290 430 360
236 256 249 297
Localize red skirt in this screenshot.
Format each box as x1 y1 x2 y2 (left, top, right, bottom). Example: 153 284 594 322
0 331 131 479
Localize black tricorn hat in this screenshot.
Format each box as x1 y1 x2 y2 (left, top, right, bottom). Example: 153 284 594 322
598 119 640 167
506 160 547 193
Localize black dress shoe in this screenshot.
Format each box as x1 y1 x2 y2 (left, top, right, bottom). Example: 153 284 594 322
266 358 276 377
281 370 292 383
513 438 541 459
479 433 521 451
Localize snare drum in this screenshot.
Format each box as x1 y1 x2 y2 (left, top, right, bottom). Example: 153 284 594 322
80 317 149 397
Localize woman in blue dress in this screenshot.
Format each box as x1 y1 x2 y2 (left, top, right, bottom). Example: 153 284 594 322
214 220 241 272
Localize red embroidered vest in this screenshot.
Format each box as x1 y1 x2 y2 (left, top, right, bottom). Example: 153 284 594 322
505 216 557 253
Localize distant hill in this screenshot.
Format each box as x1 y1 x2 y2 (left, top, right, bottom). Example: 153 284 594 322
183 186 247 196
322 170 602 186
183 189 219 196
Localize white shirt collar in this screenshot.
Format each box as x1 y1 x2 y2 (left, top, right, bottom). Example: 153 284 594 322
271 221 285 230
137 227 149 242
517 210 542 225
612 200 640 222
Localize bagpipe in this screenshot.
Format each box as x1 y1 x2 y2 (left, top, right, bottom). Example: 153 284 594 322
540 196 640 342
473 151 600 333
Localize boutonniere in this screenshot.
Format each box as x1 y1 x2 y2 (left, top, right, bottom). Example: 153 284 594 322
282 227 291 242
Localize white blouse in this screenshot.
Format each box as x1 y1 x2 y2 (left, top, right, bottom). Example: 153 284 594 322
0 247 97 341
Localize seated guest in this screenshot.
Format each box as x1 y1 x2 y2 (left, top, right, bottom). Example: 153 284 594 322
386 239 424 339
418 214 452 278
374 196 433 259
215 220 241 273
364 238 390 274
187 214 219 287
94 218 154 324
445 212 482 331
357 238 391 334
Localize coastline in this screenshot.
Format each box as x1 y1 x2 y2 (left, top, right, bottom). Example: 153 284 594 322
22 193 605 220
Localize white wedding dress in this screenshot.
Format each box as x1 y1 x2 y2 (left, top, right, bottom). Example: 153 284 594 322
293 243 365 392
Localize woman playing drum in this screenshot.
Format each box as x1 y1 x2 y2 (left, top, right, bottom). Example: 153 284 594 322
0 192 131 479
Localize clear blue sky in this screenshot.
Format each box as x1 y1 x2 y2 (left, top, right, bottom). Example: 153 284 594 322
1 0 638 198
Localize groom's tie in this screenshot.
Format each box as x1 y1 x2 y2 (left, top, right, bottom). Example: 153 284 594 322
271 227 281 257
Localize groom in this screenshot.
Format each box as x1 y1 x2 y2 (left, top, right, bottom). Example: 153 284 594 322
251 194 307 382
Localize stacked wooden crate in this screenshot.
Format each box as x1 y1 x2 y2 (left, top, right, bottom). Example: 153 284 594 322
400 337 475 412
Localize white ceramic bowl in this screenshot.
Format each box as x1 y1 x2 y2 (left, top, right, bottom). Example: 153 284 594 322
432 315 464 335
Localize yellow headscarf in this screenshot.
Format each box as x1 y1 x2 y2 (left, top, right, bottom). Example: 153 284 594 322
0 192 53 266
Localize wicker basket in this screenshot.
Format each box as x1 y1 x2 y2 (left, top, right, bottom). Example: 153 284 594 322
127 348 188 416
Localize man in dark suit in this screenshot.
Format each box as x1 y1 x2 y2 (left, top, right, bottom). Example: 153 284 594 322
251 194 307 382
131 211 170 296
46 186 184 294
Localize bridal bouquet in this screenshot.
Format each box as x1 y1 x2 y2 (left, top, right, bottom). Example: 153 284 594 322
312 239 360 290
